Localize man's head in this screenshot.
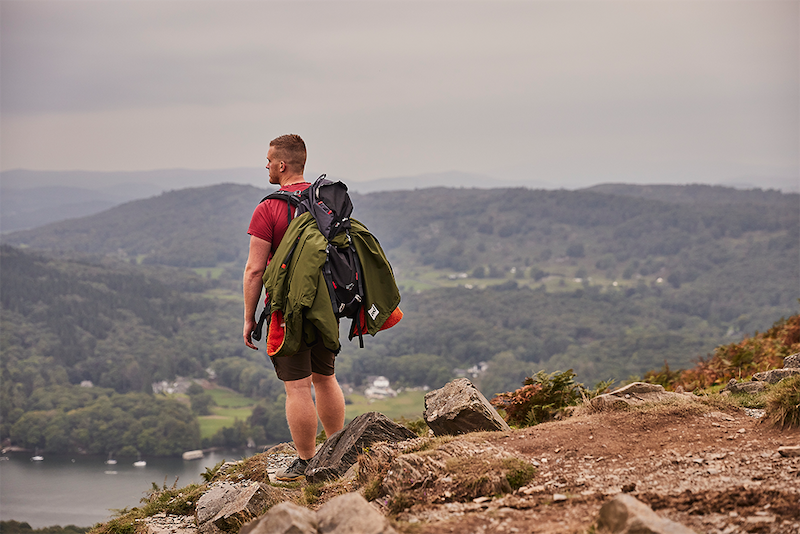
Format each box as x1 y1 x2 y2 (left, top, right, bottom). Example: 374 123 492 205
267 134 306 184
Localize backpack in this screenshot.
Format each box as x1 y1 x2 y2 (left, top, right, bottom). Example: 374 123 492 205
252 175 368 346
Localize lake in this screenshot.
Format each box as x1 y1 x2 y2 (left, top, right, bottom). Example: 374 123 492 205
0 449 255 529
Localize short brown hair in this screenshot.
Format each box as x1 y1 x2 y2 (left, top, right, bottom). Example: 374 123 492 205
269 134 306 172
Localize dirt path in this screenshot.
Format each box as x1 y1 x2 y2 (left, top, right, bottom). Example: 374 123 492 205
391 406 800 533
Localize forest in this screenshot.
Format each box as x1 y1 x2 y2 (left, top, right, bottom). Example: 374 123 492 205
1 183 797 454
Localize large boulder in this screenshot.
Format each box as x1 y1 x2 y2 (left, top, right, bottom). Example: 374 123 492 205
598 493 697 534
316 493 397 534
305 412 417 483
590 382 692 411
211 483 279 532
196 483 243 526
239 501 318 534
423 378 510 436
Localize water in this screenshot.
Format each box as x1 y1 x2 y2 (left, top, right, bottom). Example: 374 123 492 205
0 449 255 528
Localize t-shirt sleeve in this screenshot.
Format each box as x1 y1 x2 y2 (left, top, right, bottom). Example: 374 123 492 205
248 202 273 243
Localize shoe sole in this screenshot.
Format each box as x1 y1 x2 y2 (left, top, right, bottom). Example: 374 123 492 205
275 473 305 482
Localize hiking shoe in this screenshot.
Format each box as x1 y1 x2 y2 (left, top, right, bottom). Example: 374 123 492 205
275 457 309 482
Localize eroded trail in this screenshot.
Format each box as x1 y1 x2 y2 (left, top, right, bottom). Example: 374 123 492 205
388 407 800 533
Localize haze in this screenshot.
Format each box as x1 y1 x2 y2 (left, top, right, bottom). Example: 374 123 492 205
1 0 797 191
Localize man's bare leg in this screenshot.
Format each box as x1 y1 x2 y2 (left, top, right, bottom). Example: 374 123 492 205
283 376 318 460
311 372 345 437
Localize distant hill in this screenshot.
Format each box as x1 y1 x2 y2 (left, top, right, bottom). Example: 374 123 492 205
583 183 794 206
3 183 264 266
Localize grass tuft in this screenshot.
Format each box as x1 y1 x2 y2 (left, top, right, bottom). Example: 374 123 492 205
765 374 800 429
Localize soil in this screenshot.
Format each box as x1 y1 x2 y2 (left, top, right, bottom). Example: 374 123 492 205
382 405 800 534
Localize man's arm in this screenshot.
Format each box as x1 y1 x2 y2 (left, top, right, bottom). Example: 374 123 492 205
243 234 271 350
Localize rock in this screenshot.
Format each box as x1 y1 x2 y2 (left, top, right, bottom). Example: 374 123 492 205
598 493 697 534
721 379 768 394
783 352 800 369
752 368 800 384
590 382 692 411
144 514 197 534
196 483 243 525
211 483 279 532
239 501 318 534
423 378 511 436
305 412 417 483
778 445 800 457
316 493 397 534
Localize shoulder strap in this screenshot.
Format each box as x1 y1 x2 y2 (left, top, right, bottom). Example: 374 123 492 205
260 189 307 226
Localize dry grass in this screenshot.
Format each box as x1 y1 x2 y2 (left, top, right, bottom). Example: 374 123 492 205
765 374 800 429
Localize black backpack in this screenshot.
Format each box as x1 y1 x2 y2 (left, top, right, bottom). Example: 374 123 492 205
252 175 367 346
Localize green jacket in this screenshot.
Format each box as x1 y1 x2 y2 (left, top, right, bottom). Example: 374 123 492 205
263 213 401 358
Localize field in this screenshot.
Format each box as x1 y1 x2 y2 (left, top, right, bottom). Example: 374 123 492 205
345 389 427 423
197 387 426 440
198 388 256 439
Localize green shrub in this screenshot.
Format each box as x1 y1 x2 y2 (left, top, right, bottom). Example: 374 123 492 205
491 369 583 427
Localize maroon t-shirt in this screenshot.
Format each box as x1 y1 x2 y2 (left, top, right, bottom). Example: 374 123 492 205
247 182 311 264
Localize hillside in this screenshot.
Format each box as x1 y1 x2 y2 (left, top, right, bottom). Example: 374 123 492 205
1 183 797 453
3 183 798 379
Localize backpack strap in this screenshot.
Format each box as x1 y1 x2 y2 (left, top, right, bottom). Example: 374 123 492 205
260 189 307 226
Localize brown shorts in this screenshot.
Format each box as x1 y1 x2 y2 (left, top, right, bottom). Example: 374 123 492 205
270 337 336 382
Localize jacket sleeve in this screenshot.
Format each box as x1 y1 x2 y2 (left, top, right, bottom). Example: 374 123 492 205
350 219 402 336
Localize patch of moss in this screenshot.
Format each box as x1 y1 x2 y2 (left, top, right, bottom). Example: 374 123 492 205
302 482 325 506
502 457 537 490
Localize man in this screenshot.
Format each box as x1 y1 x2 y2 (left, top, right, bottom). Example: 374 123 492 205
242 134 345 481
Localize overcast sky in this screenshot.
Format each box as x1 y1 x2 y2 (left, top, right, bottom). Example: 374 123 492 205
1 0 798 191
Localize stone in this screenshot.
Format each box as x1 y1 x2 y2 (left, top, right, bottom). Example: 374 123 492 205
590 382 693 411
316 493 397 534
238 501 317 534
211 483 279 532
144 514 198 534
423 378 511 436
721 379 768 395
783 353 800 369
305 412 417 483
598 493 697 534
778 445 800 457
196 483 243 525
752 368 800 384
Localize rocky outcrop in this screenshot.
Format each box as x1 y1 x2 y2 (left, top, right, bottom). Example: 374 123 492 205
378 438 524 504
722 352 800 394
598 493 697 534
305 412 417 483
195 482 282 533
590 382 692 411
423 378 510 435
752 368 800 384
239 493 396 534
721 378 768 394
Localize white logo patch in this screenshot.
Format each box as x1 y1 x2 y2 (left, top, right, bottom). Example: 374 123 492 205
367 304 379 320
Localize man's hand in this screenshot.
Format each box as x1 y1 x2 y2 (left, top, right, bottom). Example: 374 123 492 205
243 317 259 350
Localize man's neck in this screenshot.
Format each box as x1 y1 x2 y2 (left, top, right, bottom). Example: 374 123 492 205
277 174 306 188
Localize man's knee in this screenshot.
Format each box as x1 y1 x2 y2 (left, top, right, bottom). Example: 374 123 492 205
284 376 313 396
